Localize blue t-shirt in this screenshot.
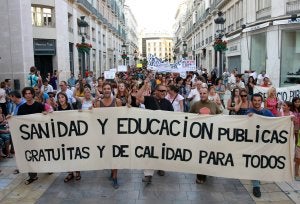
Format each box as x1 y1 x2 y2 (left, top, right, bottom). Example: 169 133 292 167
246 108 274 117
28 74 38 87
13 98 26 116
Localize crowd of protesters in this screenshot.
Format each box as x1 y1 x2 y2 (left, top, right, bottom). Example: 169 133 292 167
0 65 299 197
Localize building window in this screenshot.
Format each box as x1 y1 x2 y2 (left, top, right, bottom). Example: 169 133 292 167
69 43 74 74
103 34 106 47
31 6 55 27
92 28 96 42
92 49 96 73
280 30 300 86
256 0 271 10
256 0 271 19
250 33 266 75
68 13 73 33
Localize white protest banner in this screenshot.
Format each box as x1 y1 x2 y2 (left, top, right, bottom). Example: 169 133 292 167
8 107 294 182
104 70 115 79
178 60 196 72
254 85 300 101
117 65 127 72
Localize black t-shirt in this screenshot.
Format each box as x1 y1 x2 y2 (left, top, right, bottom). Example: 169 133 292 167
130 95 139 108
57 103 72 111
17 102 44 115
144 96 174 111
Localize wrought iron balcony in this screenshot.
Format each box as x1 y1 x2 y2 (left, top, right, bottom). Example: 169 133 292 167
256 7 271 20
286 0 300 14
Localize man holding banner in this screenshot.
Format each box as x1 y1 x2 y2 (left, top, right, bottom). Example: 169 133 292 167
137 82 174 183
17 87 45 185
246 93 274 198
189 87 222 184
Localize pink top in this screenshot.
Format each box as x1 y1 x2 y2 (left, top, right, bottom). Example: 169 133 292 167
265 98 278 116
278 110 294 117
293 111 300 131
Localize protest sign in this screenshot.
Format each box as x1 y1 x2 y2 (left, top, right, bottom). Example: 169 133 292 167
117 65 127 72
104 70 115 79
179 60 196 72
254 85 300 101
8 107 294 182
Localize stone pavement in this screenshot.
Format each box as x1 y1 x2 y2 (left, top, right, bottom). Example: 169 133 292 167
0 157 299 204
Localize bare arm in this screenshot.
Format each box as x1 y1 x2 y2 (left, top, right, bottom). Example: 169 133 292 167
136 84 147 105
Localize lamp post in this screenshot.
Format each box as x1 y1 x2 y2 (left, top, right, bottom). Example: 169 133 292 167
77 16 89 77
121 43 127 65
173 49 177 62
182 41 188 59
214 11 226 77
133 50 138 66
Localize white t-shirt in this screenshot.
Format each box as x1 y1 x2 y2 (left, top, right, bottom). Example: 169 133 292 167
165 93 184 112
41 84 54 94
0 88 6 103
187 88 200 107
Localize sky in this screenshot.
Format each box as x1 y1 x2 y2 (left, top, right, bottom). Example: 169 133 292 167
125 0 183 34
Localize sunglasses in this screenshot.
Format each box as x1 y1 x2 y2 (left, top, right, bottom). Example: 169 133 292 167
241 95 247 97
158 90 167 92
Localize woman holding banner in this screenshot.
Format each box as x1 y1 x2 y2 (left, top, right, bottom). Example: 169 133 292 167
94 82 122 189
292 97 300 180
236 89 252 115
56 92 82 182
227 87 241 115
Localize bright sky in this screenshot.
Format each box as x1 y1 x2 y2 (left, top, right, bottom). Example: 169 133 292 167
125 0 183 34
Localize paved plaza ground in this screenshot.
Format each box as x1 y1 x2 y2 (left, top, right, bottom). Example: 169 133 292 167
0 157 299 204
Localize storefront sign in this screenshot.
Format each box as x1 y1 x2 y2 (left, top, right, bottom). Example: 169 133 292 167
273 18 300 25
242 22 270 33
33 39 56 55
254 85 300 101
229 45 238 52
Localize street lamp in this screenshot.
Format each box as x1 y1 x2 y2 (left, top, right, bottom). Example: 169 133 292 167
173 49 177 62
182 41 188 59
133 50 138 66
77 16 89 76
121 43 127 65
214 11 226 77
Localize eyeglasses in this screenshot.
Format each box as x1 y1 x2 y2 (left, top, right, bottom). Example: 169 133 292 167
241 95 247 97
158 90 167 92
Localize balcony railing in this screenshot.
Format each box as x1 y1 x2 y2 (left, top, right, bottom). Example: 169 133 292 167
256 7 271 20
286 0 300 14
